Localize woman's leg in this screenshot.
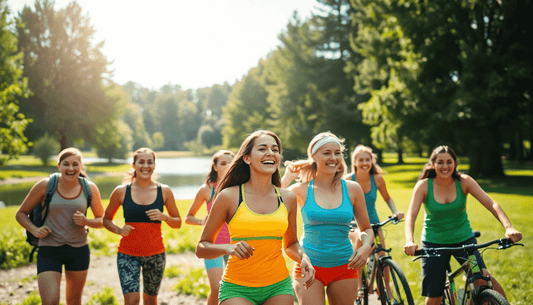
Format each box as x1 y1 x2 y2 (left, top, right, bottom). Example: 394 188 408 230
206 267 224 305
141 253 165 305
117 253 141 305
38 271 62 305
64 270 88 305
263 294 294 305
326 278 358 305
293 275 326 305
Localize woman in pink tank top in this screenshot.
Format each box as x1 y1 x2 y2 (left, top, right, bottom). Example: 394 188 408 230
186 150 234 305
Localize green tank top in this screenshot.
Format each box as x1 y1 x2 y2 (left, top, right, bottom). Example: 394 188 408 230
422 178 473 244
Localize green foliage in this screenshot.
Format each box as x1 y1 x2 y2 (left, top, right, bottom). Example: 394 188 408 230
94 120 132 162
152 132 165 151
33 134 60 165
0 1 32 166
87 286 119 305
0 226 33 269
20 294 41 305
183 139 206 156
163 263 185 278
17 0 121 149
172 267 210 299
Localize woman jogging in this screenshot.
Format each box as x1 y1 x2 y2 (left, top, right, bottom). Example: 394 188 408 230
282 132 373 305
186 150 234 305
196 130 315 305
103 147 182 305
16 147 104 305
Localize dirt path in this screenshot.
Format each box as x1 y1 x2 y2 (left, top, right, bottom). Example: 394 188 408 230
0 252 206 305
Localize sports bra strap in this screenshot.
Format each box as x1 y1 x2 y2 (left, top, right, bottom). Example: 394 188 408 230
238 184 283 207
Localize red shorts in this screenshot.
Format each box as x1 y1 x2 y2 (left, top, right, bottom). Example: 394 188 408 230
294 263 358 287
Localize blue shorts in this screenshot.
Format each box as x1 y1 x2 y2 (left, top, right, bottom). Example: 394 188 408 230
37 244 90 274
117 252 166 296
421 236 487 297
204 255 229 270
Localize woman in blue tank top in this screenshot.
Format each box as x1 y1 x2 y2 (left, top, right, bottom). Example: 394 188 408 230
282 132 374 305
342 145 403 303
404 146 522 305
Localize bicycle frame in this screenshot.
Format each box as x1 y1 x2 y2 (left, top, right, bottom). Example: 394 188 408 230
363 219 394 294
446 253 492 305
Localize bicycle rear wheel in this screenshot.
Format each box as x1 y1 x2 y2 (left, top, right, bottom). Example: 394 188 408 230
476 289 509 305
360 266 369 305
376 258 415 305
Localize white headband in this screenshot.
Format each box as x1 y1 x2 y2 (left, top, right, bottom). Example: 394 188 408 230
311 135 341 155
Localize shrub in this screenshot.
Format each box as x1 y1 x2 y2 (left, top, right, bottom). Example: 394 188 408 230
172 267 209 299
0 227 33 269
87 286 119 305
33 134 60 165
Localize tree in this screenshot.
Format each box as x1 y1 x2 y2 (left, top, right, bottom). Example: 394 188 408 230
390 0 533 176
222 63 272 149
0 1 32 165
17 0 120 149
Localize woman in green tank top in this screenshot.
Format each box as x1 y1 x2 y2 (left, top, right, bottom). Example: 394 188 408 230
403 146 522 305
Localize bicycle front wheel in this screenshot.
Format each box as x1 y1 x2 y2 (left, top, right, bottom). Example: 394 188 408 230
476 289 509 305
376 258 415 305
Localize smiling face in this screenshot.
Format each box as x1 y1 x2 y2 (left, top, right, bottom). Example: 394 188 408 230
214 153 233 174
432 152 456 179
313 142 343 175
244 134 281 175
354 151 373 173
133 152 155 179
58 154 83 180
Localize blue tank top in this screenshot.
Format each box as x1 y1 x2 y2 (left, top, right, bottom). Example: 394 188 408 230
352 173 380 224
301 179 354 268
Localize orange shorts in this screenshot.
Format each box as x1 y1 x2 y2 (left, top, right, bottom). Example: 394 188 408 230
294 263 358 287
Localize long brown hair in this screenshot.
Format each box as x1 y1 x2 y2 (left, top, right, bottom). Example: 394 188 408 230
418 145 462 181
58 147 88 178
215 130 282 198
351 145 382 175
205 150 235 185
123 147 157 184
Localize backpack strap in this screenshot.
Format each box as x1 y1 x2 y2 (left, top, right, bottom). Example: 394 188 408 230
78 176 92 210
29 173 59 262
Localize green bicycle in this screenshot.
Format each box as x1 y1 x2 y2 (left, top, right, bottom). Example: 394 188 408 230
413 234 523 305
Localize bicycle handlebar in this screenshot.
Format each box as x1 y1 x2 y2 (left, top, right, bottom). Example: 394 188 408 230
350 215 400 232
412 238 524 260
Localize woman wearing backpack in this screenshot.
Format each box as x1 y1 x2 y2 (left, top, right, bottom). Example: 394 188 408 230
16 147 105 305
103 147 182 305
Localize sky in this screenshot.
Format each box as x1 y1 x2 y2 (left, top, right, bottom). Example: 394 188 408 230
7 0 319 90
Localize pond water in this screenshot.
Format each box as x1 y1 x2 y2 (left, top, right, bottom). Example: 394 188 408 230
85 157 212 200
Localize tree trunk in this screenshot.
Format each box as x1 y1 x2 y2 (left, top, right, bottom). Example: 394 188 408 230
397 148 404 164
468 126 505 178
515 130 524 162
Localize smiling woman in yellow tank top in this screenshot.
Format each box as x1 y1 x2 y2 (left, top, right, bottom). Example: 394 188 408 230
196 130 315 305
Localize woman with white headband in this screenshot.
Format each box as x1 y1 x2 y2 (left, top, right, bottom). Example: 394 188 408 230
281 132 373 305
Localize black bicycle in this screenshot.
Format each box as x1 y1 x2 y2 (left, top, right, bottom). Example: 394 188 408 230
352 216 414 305
412 233 523 305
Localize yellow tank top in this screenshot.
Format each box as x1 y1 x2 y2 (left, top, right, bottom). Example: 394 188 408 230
223 184 290 287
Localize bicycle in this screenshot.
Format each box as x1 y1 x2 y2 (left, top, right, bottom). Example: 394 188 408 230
351 215 414 305
412 233 524 305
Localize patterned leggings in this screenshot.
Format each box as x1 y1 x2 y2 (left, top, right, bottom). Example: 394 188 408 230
117 252 166 296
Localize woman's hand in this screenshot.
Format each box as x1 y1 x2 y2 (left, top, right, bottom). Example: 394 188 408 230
348 244 372 270
298 256 315 289
119 225 135 236
394 211 405 221
403 241 418 256
505 227 522 243
73 210 87 226
33 226 52 239
146 209 169 222
227 241 254 259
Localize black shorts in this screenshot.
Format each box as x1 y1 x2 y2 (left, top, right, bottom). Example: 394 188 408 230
421 236 487 298
37 244 90 274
